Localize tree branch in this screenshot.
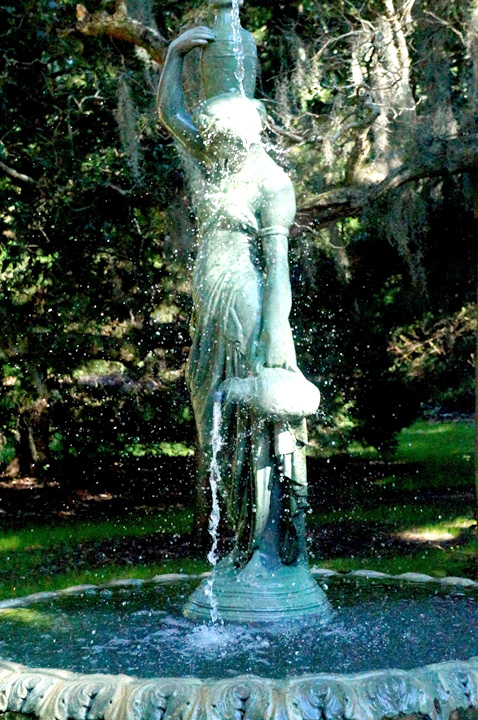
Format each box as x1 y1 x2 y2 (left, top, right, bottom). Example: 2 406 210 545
0 160 36 186
265 116 305 144
298 135 478 226
76 3 167 65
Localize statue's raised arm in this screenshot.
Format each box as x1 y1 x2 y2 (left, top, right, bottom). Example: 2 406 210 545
157 27 215 163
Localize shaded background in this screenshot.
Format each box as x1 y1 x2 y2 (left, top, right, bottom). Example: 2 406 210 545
0 0 476 488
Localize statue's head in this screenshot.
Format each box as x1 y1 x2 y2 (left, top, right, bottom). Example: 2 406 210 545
196 92 266 156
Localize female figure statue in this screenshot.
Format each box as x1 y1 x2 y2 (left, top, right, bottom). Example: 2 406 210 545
157 23 330 622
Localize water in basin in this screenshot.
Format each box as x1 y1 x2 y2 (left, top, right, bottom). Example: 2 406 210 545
0 576 476 680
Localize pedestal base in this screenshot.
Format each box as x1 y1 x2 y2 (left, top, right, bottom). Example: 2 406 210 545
183 552 333 624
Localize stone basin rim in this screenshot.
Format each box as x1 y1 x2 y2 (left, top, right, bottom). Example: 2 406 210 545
1 566 477 610
1 570 477 720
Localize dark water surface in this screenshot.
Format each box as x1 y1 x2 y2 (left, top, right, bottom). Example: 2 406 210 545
0 578 476 679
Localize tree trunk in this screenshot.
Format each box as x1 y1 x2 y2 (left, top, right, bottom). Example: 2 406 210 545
17 396 50 477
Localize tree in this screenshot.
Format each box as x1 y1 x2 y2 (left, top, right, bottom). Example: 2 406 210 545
1 0 477 478
0 0 194 477
259 0 478 446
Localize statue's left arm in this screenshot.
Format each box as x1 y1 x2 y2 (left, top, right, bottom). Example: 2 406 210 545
157 27 215 163
258 173 297 370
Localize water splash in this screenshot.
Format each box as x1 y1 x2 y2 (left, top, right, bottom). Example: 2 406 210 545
231 0 245 96
207 397 223 566
204 395 224 622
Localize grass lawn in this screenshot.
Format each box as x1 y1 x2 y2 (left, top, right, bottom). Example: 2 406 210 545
0 420 476 601
0 508 207 600
389 420 474 488
309 420 477 578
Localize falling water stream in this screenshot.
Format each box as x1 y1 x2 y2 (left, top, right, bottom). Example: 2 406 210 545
231 0 245 95
203 395 224 622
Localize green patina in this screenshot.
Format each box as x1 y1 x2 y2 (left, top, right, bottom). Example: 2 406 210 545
157 0 330 623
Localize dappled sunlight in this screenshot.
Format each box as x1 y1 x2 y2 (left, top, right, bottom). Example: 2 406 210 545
395 518 475 544
0 509 195 564
0 608 55 629
0 536 22 552
395 422 475 468
74 490 117 502
409 425 450 435
397 529 455 542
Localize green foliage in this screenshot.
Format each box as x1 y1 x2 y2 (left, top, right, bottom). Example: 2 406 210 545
0 0 197 474
0 508 201 600
390 421 474 487
0 0 477 475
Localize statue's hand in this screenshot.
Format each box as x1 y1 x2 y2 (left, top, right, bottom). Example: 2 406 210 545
257 324 297 373
169 26 215 57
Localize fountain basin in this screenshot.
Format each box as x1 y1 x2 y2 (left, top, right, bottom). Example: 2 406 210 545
0 570 477 720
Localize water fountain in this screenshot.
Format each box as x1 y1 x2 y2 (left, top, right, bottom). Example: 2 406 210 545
0 1 477 718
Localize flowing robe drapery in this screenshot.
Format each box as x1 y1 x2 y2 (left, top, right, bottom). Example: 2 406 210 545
186 171 308 566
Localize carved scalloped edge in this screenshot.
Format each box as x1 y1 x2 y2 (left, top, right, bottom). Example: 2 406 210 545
0 568 476 611
0 657 477 720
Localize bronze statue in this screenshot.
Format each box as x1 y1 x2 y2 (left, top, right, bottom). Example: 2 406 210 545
157 1 330 623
